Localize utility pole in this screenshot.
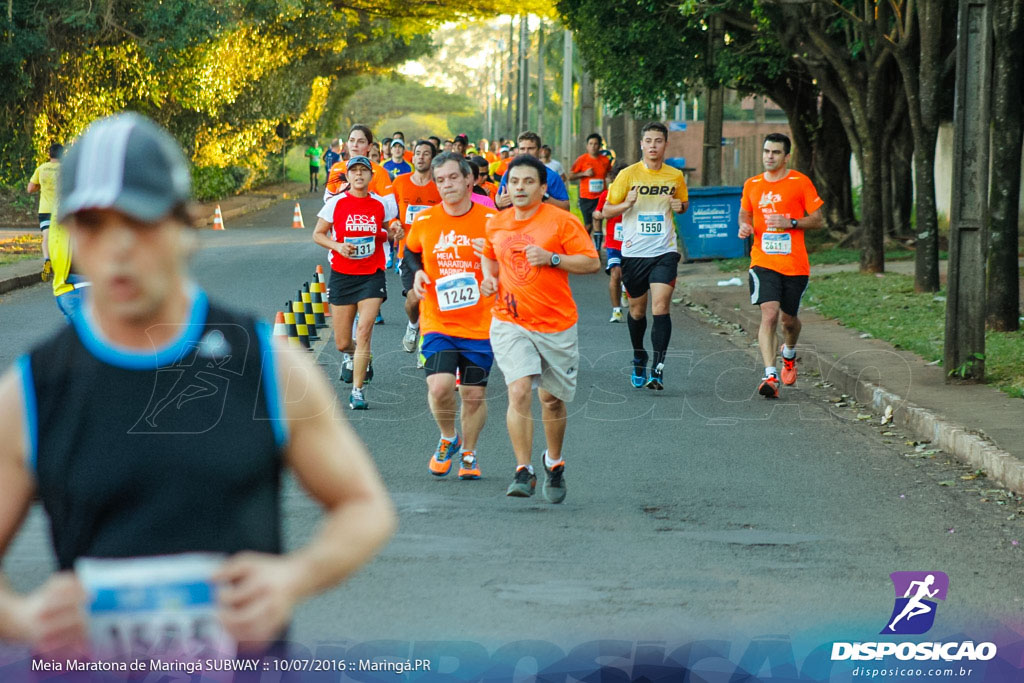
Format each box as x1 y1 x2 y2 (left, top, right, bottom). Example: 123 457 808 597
506 19 514 138
701 14 724 186
579 70 595 151
561 29 573 171
518 15 530 134
945 0 993 381
536 20 544 139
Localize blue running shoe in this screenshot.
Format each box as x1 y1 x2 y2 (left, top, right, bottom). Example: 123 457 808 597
631 358 648 388
429 434 461 476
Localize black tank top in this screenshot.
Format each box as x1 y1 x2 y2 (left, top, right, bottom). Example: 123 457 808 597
24 290 284 570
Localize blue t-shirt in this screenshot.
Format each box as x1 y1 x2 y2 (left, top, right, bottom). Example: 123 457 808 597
498 165 569 202
323 149 341 172
383 160 412 180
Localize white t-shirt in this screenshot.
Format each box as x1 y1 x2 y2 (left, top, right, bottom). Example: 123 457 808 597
545 160 565 178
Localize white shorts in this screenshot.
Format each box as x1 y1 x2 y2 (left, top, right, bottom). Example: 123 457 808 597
490 319 580 402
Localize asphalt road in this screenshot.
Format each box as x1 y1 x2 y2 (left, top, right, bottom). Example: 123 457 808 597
1 196 1022 669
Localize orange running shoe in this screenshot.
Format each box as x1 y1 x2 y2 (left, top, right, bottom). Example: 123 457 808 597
780 349 798 386
429 434 461 476
458 450 481 480
758 374 780 399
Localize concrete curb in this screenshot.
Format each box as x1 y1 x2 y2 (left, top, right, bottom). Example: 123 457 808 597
0 272 42 296
683 285 1024 495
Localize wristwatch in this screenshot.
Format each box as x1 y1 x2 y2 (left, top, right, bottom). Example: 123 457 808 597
549 253 561 267
790 218 798 229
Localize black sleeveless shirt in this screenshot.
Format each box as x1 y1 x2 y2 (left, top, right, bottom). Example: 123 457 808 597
21 290 285 570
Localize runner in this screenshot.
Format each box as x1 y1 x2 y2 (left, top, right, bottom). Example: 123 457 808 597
383 139 412 180
305 139 323 193
404 153 497 480
323 139 342 176
602 122 689 390
569 133 613 241
539 145 566 183
477 155 600 503
314 155 402 410
443 139 454 153
390 139 442 354
490 145 511 181
368 142 382 165
0 114 395 660
591 163 627 322
428 136 442 153
738 133 824 398
452 134 469 157
469 164 497 209
26 143 62 278
391 131 414 162
495 132 570 211
470 156 497 200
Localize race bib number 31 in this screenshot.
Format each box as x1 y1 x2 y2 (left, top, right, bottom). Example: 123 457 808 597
435 272 481 311
76 554 235 661
636 213 666 237
345 235 376 259
761 231 792 255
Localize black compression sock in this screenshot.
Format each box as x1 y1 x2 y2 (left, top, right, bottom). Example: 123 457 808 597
627 313 648 364
651 314 671 368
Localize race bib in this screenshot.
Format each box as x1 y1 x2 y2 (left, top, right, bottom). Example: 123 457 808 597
636 213 666 237
761 231 792 255
435 272 481 311
587 178 604 193
345 235 376 259
613 221 623 243
405 204 429 225
76 554 235 661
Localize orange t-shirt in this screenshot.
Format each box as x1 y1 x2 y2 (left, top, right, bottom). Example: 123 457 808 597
481 181 498 200
741 170 824 276
391 173 441 257
405 203 497 340
325 159 394 198
484 152 498 164
403 149 413 163
571 154 613 199
482 203 598 333
494 158 510 179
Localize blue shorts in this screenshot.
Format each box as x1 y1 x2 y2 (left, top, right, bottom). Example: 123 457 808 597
421 333 494 385
605 248 622 274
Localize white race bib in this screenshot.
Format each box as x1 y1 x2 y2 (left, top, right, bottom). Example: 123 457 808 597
761 231 792 255
405 204 429 225
636 213 666 237
345 235 376 259
613 221 623 243
76 554 235 661
435 272 481 311
587 178 604 194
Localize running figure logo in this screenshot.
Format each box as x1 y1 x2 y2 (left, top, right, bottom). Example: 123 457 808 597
881 571 949 635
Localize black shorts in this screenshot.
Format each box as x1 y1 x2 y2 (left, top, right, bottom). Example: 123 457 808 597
309 165 320 175
748 266 809 317
620 251 681 298
399 260 416 297
327 269 387 306
38 213 51 230
578 197 599 227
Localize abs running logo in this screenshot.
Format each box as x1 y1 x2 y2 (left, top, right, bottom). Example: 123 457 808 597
882 571 947 635
831 571 997 663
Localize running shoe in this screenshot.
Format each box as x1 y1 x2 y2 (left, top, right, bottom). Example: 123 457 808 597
429 434 461 477
458 450 482 480
609 308 623 323
758 374 780 399
542 455 566 504
416 335 425 369
349 387 368 410
385 252 394 270
339 353 353 383
646 363 665 391
620 287 629 308
375 312 384 325
364 355 374 383
780 347 798 386
506 466 537 497
631 358 648 388
41 259 52 283
402 325 418 353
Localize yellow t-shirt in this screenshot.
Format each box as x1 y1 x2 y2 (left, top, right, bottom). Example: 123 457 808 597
30 161 60 215
607 161 689 258
48 220 74 297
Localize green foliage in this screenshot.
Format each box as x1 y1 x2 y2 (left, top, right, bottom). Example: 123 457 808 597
191 165 252 202
338 77 475 132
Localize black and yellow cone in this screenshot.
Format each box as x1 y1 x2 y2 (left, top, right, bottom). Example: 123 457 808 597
316 268 331 318
291 299 311 350
298 288 320 341
309 279 327 327
283 305 301 348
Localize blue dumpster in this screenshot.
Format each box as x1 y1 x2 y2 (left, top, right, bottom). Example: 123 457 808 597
676 186 745 260
665 157 687 170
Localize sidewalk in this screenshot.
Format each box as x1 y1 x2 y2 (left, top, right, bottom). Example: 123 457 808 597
677 260 1024 495
0 181 305 296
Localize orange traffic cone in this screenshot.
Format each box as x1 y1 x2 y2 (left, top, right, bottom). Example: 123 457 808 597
317 267 330 318
272 311 288 342
292 203 305 229
212 205 225 230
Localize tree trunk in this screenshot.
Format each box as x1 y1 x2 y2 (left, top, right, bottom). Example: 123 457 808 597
890 112 914 239
858 138 886 272
815 97 854 230
987 0 1024 331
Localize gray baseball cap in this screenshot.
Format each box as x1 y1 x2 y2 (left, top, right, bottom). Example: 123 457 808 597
347 155 373 171
58 112 192 223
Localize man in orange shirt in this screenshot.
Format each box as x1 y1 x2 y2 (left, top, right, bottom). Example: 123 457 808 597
390 139 442 356
478 156 600 503
738 133 825 399
405 153 497 481
569 133 613 241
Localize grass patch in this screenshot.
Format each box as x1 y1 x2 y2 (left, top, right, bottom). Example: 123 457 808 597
805 271 1024 398
0 252 39 266
715 248 949 272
